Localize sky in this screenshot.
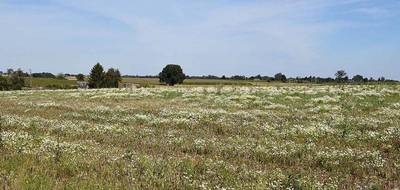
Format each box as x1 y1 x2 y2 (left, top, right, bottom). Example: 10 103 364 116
0 0 399 79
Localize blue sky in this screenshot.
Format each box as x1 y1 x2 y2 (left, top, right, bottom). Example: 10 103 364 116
1 0 399 79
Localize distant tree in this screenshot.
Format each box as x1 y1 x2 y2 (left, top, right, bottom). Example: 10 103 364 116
13 69 29 77
32 72 56 78
274 73 287 82
105 68 122 88
76 74 85 81
335 70 347 83
231 75 246 80
352 75 364 83
221 75 226 80
159 64 185 86
89 63 106 88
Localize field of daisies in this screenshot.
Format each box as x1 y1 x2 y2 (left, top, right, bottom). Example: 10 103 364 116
0 85 399 189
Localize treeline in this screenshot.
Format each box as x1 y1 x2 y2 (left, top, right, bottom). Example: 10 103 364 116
186 70 396 84
0 66 398 91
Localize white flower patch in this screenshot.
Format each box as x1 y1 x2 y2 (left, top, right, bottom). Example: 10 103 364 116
312 95 340 103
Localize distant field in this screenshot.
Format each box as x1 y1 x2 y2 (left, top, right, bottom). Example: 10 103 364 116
28 78 76 88
0 85 399 189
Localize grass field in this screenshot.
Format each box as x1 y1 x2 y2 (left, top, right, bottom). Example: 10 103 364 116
29 78 76 88
1 85 400 189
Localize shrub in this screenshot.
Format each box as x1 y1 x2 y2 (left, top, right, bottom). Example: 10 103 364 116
0 75 10 90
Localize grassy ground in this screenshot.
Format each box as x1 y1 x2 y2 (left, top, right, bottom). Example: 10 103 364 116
0 85 399 189
28 78 76 88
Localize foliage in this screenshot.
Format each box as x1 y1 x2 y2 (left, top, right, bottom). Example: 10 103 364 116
9 71 26 90
0 75 10 90
335 70 348 83
76 74 85 81
274 73 287 82
88 63 106 88
105 68 122 88
159 64 185 86
352 75 364 83
32 72 56 78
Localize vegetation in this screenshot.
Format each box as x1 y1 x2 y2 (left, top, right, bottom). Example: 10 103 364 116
159 64 186 86
274 73 287 82
105 68 122 88
32 72 56 78
76 74 85 81
88 63 106 88
88 63 121 89
0 85 399 189
0 70 26 90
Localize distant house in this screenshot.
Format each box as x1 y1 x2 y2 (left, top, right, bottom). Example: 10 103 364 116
77 81 89 89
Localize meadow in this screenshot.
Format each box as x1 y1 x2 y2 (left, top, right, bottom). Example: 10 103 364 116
0 85 399 189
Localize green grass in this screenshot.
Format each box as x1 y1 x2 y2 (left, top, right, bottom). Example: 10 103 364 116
0 84 399 189
28 78 77 88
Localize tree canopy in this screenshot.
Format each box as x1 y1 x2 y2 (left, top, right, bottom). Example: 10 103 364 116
159 64 185 86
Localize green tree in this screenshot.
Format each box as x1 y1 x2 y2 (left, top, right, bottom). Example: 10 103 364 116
105 68 122 88
89 63 105 88
352 75 364 83
159 64 185 86
335 70 347 83
274 73 287 82
76 74 85 81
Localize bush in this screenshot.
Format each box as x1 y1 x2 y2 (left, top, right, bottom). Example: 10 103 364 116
9 73 25 90
0 75 10 90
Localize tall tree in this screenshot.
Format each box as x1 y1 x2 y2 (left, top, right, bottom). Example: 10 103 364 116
274 73 287 82
89 63 105 88
105 68 122 88
335 70 347 83
159 64 185 86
